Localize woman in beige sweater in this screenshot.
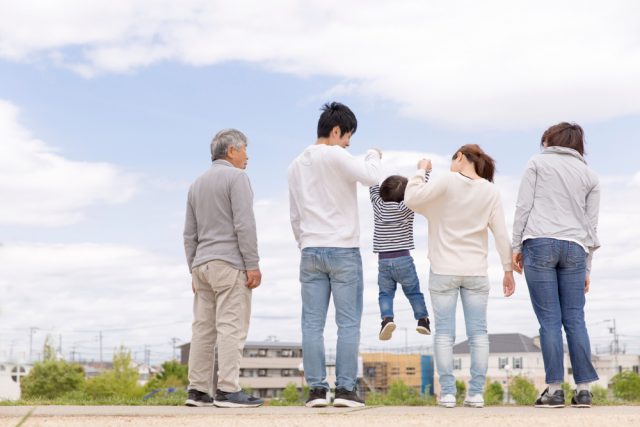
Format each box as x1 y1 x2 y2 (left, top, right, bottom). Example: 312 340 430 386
405 144 515 408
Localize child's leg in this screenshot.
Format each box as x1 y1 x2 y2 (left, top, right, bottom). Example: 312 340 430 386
378 259 397 319
395 256 428 320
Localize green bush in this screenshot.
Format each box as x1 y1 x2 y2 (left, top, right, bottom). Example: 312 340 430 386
21 360 85 399
365 380 435 406
269 383 304 406
145 360 188 391
84 347 144 399
611 371 640 402
484 381 504 405
561 382 572 397
509 376 537 405
590 384 609 404
455 380 466 405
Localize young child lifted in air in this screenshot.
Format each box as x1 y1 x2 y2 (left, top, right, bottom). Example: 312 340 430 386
369 160 432 340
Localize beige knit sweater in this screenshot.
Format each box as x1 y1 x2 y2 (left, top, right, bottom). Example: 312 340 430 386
404 171 512 276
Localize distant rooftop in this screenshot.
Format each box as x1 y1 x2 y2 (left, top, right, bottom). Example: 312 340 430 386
453 333 540 354
178 340 301 349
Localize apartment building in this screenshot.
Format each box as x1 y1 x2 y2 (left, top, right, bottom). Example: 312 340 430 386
361 352 434 396
180 340 314 399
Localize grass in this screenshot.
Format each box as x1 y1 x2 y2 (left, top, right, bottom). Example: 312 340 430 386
0 390 188 406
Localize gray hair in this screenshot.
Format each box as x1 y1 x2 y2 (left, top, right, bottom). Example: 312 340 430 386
210 129 248 161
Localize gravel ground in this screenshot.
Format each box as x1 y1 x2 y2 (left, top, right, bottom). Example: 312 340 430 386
1 405 639 427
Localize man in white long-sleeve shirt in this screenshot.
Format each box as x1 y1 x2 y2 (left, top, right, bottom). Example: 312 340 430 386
288 102 381 408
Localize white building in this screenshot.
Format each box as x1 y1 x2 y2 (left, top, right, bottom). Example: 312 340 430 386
0 362 32 401
448 333 547 399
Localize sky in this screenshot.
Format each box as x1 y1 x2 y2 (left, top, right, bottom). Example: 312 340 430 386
1 0 639 365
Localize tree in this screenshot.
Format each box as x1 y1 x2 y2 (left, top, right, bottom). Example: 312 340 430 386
21 360 85 399
455 380 466 405
281 383 302 403
484 381 504 405
509 376 537 405
145 360 188 391
43 335 58 361
84 346 144 399
611 371 640 402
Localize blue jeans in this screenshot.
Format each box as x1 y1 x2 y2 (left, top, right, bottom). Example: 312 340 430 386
429 271 490 396
378 255 428 320
523 238 599 384
300 247 363 391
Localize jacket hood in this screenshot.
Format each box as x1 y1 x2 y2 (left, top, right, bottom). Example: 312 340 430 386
542 146 586 164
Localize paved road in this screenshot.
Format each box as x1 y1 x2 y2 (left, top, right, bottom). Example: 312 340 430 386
1 405 639 427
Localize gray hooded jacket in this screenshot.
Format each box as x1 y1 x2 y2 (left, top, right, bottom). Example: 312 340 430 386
512 146 600 272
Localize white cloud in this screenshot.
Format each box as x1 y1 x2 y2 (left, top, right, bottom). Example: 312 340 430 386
0 100 137 226
2 151 638 363
2 1 640 128
0 242 192 363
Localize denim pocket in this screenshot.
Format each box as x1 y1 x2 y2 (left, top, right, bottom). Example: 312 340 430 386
566 243 587 268
523 239 554 267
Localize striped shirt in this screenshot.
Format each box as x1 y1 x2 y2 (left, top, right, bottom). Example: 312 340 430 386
370 171 430 253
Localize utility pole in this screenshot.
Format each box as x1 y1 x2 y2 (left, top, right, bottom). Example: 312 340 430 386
144 345 150 366
28 327 38 362
170 337 180 360
99 331 103 363
606 318 620 373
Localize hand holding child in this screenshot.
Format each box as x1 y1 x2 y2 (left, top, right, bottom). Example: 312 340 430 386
417 158 432 171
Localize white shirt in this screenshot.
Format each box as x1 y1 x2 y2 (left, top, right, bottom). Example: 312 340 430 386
288 144 381 249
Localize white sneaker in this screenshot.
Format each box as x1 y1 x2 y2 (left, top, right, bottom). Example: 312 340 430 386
438 394 456 408
463 394 484 408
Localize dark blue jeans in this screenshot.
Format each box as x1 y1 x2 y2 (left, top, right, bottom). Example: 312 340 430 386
378 255 428 320
523 238 599 384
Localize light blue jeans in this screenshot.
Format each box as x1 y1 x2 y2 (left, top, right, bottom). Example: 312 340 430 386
429 271 490 396
300 247 363 391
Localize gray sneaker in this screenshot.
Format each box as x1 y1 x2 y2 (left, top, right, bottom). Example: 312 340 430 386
214 390 264 408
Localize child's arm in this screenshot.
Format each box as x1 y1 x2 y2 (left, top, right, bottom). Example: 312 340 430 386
398 166 431 217
369 184 384 215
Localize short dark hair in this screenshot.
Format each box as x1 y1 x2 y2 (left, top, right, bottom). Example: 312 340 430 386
379 175 408 203
317 102 358 138
541 122 585 156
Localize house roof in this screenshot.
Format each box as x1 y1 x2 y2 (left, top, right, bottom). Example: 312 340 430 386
453 333 540 354
178 341 302 350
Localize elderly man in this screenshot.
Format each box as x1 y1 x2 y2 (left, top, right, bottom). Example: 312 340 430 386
183 129 263 408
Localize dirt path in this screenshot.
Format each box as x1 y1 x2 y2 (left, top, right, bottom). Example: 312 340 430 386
1 405 639 427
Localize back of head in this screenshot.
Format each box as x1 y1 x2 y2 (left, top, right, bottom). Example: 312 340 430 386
380 175 408 203
541 122 585 156
317 102 358 138
453 144 496 182
210 128 247 162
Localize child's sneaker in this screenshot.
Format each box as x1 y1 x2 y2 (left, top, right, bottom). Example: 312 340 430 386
379 317 396 340
416 317 431 335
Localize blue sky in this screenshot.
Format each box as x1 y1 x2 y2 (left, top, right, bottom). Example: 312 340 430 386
1 1 639 365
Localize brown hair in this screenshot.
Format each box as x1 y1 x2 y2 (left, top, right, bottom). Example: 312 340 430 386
541 122 585 156
452 144 496 182
379 175 408 203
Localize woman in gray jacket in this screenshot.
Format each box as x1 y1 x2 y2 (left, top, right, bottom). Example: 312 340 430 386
512 122 600 408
